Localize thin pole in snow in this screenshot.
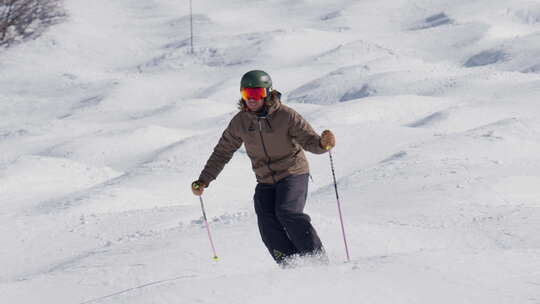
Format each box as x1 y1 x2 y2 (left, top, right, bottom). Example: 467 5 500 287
328 149 351 262
199 196 219 260
189 0 194 54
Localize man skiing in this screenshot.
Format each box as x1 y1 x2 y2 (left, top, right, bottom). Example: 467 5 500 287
191 70 336 266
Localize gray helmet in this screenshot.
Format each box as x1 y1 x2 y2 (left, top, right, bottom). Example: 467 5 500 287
240 70 272 89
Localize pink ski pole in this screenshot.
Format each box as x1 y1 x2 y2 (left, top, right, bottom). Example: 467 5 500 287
199 196 219 261
328 149 350 262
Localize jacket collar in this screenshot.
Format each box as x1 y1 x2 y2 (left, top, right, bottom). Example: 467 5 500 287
266 90 282 115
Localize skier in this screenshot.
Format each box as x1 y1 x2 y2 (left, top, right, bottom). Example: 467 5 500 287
191 70 336 266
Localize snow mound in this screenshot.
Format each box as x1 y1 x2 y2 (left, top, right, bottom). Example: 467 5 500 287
0 155 121 205
512 4 540 24
310 39 397 67
140 29 278 71
320 10 343 21
410 12 454 30
36 129 253 216
492 176 540 205
406 110 450 128
287 64 458 104
463 34 540 71
464 49 510 67
304 95 453 127
43 125 188 171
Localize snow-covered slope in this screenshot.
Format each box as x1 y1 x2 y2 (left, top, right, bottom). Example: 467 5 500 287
1 0 540 303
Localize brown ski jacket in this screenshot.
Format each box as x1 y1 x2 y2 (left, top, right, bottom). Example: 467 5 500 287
199 90 327 185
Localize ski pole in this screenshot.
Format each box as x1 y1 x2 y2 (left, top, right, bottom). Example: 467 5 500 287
198 195 219 261
328 149 351 262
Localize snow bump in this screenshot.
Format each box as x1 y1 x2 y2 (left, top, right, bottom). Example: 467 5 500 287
464 50 510 67
411 12 453 30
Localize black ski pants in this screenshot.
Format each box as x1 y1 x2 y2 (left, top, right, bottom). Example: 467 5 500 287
254 173 323 264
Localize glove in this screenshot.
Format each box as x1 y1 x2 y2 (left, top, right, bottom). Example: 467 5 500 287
320 130 336 150
191 180 207 196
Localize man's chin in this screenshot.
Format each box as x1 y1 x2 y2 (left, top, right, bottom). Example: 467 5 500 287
247 105 262 112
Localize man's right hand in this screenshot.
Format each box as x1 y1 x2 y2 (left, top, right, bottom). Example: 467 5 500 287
191 180 207 196
320 129 336 150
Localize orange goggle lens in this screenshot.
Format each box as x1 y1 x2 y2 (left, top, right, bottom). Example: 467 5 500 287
241 87 267 101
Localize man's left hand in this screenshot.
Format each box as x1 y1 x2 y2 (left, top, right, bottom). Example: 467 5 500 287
320 130 336 150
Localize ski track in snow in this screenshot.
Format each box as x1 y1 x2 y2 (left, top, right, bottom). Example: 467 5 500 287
2 0 540 303
78 274 198 304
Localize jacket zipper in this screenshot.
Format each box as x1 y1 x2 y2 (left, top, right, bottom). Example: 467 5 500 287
258 118 277 183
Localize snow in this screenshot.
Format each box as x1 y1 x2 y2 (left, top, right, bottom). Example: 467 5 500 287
1 0 540 303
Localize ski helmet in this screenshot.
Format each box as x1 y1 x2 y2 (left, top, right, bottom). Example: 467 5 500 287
240 70 272 89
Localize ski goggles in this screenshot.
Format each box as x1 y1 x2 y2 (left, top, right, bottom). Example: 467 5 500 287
241 87 268 101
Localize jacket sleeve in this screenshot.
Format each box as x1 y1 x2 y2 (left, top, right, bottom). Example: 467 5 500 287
288 109 327 155
199 120 243 185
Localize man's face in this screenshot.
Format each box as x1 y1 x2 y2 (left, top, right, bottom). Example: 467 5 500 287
241 87 267 112
246 98 264 112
